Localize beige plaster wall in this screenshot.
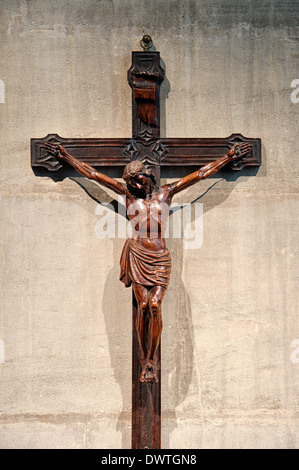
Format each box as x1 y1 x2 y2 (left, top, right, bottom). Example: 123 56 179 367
0 0 298 448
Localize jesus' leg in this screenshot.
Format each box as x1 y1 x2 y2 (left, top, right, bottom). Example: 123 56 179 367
132 283 149 376
143 286 166 384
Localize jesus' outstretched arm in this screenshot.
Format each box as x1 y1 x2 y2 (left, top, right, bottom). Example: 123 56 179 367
167 143 251 196
43 142 126 195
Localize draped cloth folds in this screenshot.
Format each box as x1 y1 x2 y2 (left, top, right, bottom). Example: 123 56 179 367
120 238 171 289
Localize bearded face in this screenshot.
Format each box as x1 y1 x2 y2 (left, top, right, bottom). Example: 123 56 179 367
123 161 155 197
130 173 149 190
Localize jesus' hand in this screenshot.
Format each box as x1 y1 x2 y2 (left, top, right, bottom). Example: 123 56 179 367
43 142 68 159
228 143 252 160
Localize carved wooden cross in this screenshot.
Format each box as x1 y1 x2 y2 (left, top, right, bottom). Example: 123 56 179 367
31 40 261 450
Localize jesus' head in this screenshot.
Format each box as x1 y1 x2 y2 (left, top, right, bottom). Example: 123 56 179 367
122 160 157 198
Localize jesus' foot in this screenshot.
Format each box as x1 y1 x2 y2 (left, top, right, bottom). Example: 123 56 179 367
140 360 158 384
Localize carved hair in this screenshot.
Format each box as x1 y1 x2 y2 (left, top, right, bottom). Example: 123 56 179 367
122 160 158 197
122 160 144 185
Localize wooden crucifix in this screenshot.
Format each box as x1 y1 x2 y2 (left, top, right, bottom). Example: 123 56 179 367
31 35 261 450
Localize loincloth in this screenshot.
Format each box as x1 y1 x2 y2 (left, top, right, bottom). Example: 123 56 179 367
120 238 171 289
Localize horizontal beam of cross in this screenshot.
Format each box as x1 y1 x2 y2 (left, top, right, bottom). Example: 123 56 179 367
31 132 261 173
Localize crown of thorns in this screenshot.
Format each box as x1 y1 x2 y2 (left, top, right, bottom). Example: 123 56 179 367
122 160 151 182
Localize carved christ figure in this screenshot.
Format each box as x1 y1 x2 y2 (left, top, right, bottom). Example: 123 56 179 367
44 141 251 384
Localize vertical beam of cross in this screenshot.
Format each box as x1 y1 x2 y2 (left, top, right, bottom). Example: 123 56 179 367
128 51 165 449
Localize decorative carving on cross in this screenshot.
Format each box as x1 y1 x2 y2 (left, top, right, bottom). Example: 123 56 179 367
127 50 165 137
124 130 168 182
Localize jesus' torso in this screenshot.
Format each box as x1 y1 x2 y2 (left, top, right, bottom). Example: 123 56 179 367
125 185 172 251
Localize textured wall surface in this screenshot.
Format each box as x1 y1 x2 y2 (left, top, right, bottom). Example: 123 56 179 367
0 0 298 448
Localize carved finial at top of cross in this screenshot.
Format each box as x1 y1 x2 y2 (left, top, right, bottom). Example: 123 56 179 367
140 33 153 51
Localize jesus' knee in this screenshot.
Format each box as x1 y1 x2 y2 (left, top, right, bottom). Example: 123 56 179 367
148 298 161 316
138 300 148 315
